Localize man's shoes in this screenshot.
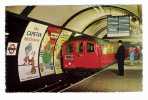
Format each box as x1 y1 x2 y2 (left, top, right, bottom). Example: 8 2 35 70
117 73 124 76
118 74 124 76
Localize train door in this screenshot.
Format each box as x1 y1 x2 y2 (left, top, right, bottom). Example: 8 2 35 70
75 41 85 67
96 44 102 68
84 41 99 68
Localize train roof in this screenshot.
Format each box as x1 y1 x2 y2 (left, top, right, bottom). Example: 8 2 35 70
68 35 96 41
65 35 112 45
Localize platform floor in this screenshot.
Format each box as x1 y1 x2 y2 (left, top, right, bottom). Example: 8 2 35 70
61 60 142 92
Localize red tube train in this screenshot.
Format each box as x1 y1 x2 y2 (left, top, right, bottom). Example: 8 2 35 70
61 36 118 71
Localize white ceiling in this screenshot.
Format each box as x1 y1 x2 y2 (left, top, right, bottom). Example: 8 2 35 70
6 6 26 14
6 5 142 40
28 5 91 26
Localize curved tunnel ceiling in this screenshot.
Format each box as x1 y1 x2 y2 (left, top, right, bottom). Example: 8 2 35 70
28 5 91 26
82 15 141 38
63 6 127 32
97 16 141 38
6 5 141 38
6 5 141 26
83 18 107 36
6 6 26 14
62 6 140 36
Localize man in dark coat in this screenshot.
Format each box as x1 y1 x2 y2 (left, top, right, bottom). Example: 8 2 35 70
116 40 125 76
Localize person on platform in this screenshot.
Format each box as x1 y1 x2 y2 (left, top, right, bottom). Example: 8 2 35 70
129 47 135 65
116 40 125 76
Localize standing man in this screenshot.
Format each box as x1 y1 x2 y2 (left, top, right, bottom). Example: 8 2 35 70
116 40 125 76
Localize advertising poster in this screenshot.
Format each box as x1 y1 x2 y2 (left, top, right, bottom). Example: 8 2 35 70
48 26 61 45
54 30 72 74
39 32 55 76
47 26 62 74
6 42 18 56
18 22 48 82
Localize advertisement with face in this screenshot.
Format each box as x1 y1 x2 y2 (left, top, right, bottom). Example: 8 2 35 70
18 22 48 82
47 26 63 74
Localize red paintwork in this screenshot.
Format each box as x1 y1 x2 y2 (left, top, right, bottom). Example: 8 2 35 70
61 38 116 69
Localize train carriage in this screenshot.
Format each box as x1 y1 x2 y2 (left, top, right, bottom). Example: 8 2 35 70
61 36 117 71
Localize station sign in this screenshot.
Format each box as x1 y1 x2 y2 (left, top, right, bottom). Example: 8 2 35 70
107 16 130 37
6 42 18 56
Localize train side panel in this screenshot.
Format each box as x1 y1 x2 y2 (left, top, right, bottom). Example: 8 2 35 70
74 40 101 68
99 44 117 67
62 40 102 69
61 38 117 70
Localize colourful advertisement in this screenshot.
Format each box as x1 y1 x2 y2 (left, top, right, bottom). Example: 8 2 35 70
54 30 72 74
39 26 62 76
47 26 63 74
39 32 55 76
18 22 48 82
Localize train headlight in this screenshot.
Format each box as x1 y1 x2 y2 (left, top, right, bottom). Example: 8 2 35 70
68 62 71 65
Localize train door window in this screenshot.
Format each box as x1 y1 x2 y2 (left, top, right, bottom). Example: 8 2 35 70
87 42 94 53
66 43 73 54
77 42 83 53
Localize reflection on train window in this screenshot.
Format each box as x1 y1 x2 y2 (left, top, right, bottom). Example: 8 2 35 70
87 42 94 52
66 43 73 54
77 42 83 53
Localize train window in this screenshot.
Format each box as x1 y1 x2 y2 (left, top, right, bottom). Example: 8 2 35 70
87 42 94 52
77 42 83 53
66 43 73 54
